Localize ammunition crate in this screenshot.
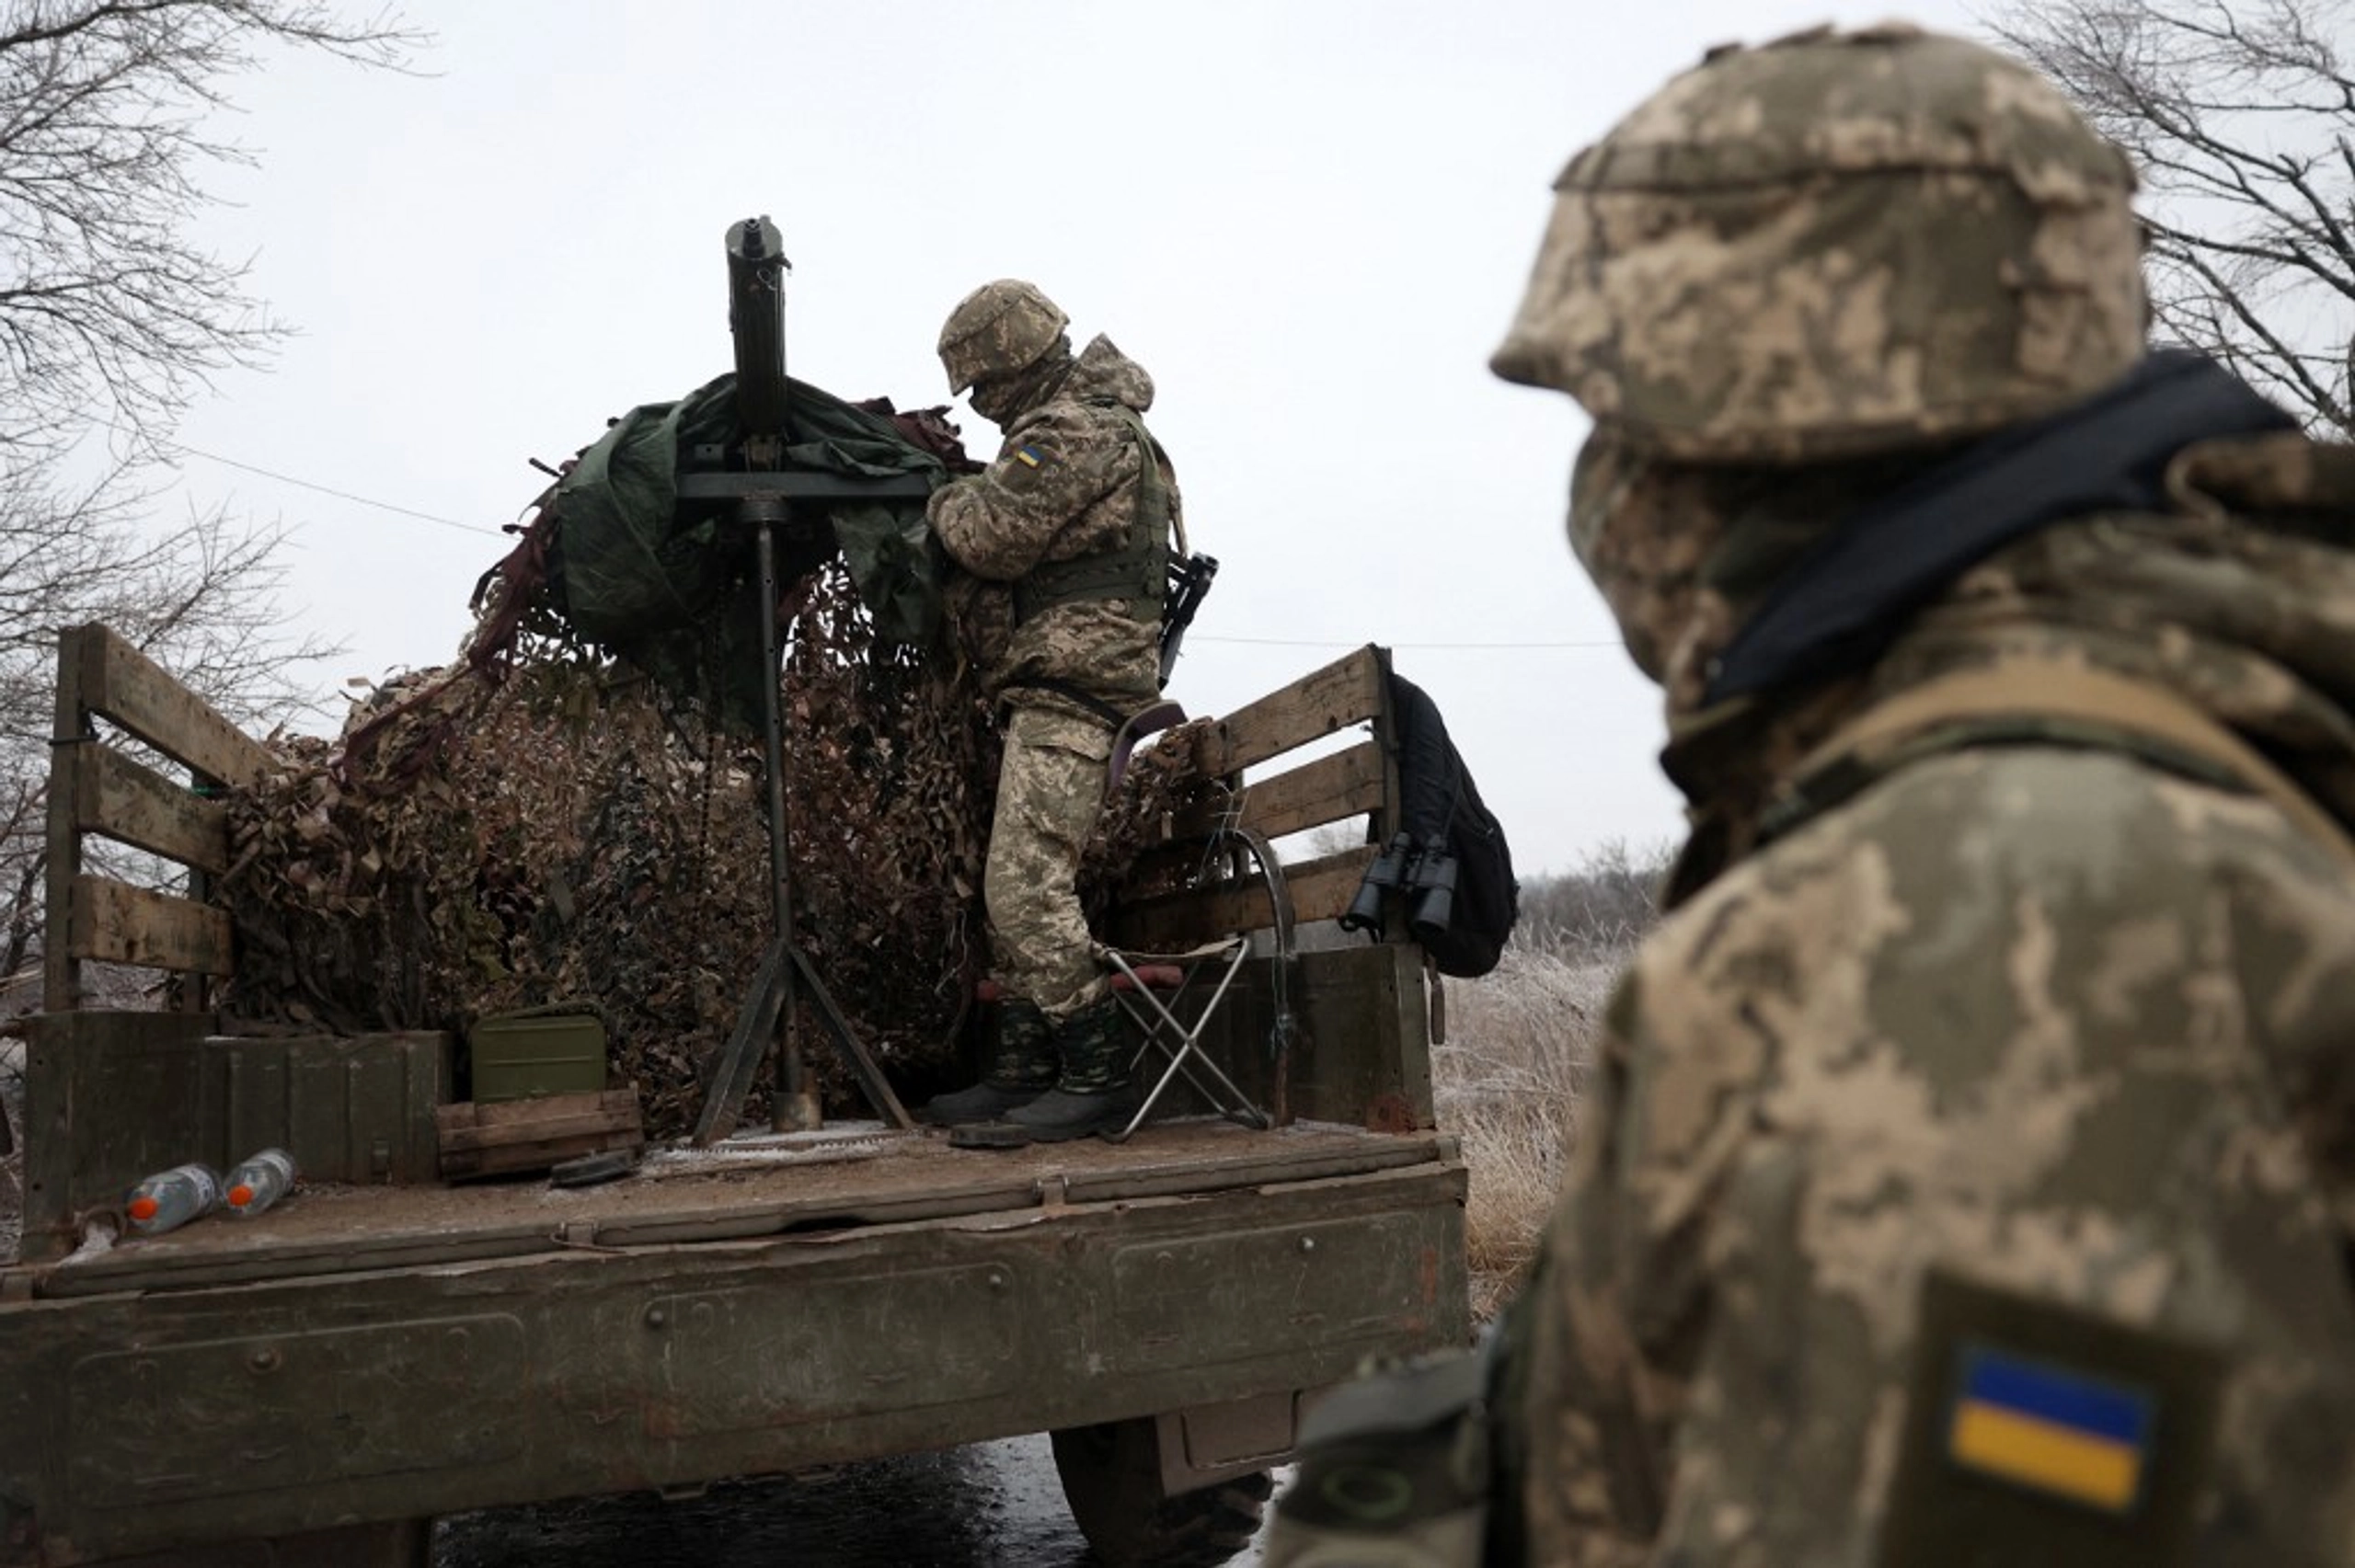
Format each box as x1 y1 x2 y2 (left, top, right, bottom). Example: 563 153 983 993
201 1031 454 1185
20 1018 454 1262
467 1012 608 1103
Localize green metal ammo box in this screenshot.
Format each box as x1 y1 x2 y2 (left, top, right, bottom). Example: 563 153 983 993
467 1010 608 1102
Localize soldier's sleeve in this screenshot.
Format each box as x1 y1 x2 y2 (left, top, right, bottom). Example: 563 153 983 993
1508 972 1689 1563
1520 753 2355 1564
926 406 1128 582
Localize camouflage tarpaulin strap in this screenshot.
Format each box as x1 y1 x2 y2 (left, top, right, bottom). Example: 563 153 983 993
1767 659 2355 867
1012 401 1172 624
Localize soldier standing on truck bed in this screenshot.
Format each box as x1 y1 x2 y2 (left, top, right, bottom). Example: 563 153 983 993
1267 23 2355 1567
915 279 1180 1144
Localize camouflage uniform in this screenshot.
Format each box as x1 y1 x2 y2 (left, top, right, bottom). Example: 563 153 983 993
1269 24 2355 1567
1496 511 2355 1562
930 328 1170 1020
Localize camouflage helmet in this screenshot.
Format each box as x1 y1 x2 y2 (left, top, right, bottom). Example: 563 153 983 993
1491 24 2146 464
938 279 1071 395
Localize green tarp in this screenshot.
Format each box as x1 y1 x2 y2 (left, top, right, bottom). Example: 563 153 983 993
549 372 948 728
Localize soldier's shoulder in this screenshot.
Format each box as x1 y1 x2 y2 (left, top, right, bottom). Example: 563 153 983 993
1642 743 2348 986
1007 393 1133 451
1811 740 2339 890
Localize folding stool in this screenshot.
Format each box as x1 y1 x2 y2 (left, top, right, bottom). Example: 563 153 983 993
1094 822 1297 1143
1097 938 1267 1142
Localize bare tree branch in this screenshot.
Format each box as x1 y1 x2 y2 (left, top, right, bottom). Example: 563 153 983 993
0 0 417 1001
2177 240 2352 424
0 1 423 449
1993 0 2355 437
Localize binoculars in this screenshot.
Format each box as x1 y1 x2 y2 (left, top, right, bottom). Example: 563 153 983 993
1340 831 1458 942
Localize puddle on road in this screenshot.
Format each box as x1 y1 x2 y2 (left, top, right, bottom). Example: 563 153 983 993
433 1436 1275 1567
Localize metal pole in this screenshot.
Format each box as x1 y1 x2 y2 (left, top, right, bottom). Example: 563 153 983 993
752 513 821 1132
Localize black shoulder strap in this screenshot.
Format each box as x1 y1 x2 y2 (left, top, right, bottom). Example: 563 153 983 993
1708 352 2295 704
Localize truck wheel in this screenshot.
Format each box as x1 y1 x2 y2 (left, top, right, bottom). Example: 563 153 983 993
1051 1417 1273 1567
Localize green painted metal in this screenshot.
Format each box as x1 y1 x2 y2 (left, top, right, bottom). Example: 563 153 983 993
465 1013 607 1103
20 1020 452 1263
10 870 1463 1568
0 1158 1466 1566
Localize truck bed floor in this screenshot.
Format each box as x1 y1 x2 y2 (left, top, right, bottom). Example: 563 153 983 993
24 1118 1447 1298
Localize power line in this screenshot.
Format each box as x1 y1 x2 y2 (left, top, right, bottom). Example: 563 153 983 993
162 440 507 537
1194 634 1620 651
150 443 1623 652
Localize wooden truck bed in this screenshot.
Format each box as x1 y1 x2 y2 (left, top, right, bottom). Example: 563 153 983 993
2 1118 1465 1566
26 1118 1450 1299
3 632 1467 1567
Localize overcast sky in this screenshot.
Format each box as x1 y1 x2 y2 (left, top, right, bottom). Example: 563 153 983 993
166 0 1984 879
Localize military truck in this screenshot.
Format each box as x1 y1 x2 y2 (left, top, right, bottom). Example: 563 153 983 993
0 626 1470 1567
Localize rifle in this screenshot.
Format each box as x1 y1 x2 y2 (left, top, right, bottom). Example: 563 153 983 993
1158 550 1218 689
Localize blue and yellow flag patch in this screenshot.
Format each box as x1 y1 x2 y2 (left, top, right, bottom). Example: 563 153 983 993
1882 1270 2221 1565
1947 1345 2154 1513
1014 444 1044 469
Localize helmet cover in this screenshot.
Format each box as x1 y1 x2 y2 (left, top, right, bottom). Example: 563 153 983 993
1492 25 2145 463
939 279 1071 394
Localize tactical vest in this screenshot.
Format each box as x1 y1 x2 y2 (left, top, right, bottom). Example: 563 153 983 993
1011 400 1175 625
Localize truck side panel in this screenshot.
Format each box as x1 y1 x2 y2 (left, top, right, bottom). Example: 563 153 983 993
1 1161 1466 1566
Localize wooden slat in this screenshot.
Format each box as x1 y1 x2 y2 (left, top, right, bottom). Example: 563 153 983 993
438 1110 637 1156
72 741 231 872
1195 646 1384 778
43 640 86 1012
475 1087 638 1126
65 623 274 787
66 874 234 976
435 1091 642 1150
29 1117 1438 1287
1111 845 1378 951
441 1128 644 1181
437 1090 646 1180
1175 740 1386 844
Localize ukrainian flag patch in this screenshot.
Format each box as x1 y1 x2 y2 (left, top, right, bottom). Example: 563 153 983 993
1014 444 1044 468
1947 1345 2154 1513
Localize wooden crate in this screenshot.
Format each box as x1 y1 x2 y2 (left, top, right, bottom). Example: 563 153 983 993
435 1089 644 1181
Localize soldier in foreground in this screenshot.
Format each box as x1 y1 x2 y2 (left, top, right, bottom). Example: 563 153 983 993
915 280 1180 1142
1269 23 2355 1566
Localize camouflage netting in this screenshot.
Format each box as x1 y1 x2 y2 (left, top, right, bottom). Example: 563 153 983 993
212 528 1221 1139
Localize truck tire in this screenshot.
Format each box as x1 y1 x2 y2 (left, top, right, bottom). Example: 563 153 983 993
1051 1418 1273 1567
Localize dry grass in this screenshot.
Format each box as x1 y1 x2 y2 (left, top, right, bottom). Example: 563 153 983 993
1431 940 1631 1322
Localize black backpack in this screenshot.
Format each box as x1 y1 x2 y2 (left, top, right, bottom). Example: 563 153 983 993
1340 673 1520 978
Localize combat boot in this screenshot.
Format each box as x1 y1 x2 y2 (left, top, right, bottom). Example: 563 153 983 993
917 999 1057 1126
1004 996 1139 1143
